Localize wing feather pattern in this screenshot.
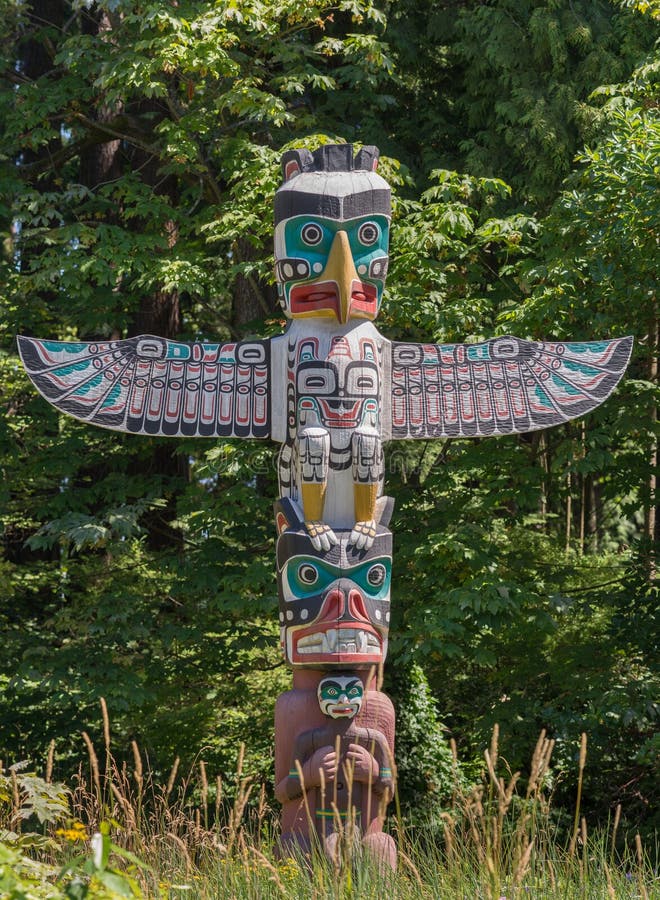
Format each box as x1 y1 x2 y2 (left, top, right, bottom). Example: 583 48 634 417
390 335 633 439
17 334 271 439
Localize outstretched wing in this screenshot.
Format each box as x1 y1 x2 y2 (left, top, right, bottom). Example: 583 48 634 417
18 334 271 439
390 335 633 439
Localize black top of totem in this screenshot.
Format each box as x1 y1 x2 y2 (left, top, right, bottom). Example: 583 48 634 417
280 144 380 180
275 144 390 225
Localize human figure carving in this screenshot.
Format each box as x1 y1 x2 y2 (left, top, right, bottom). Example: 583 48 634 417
275 674 396 868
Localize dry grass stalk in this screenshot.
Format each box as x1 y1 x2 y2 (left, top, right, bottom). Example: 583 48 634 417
512 836 534 887
483 749 505 802
482 728 522 891
199 760 208 828
165 756 180 801
398 848 424 890
45 740 55 784
226 743 254 856
130 740 144 834
215 774 222 822
569 732 587 858
100 697 111 754
250 846 286 894
510 729 554 879
440 811 456 867
604 861 617 899
81 731 101 801
635 833 649 900
236 742 245 782
164 830 193 875
610 802 621 866
526 729 554 800
580 816 588 875
256 781 267 843
465 785 486 865
297 758 316 844
10 768 20 833
489 723 499 772
110 781 137 832
449 736 459 812
131 741 143 791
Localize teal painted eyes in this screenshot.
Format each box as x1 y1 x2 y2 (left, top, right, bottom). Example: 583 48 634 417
367 563 386 587
285 555 391 600
319 681 362 700
357 221 380 246
297 563 319 585
289 558 334 596
299 219 381 249
301 223 323 245
282 215 389 273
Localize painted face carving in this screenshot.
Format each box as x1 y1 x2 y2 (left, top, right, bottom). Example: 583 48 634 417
275 501 392 669
274 145 391 324
274 214 390 322
295 338 380 448
317 675 364 719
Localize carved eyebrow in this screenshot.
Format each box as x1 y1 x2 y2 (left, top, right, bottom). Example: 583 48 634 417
322 681 343 691
346 679 361 690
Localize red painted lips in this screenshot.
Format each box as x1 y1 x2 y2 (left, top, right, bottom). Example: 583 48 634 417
290 280 378 320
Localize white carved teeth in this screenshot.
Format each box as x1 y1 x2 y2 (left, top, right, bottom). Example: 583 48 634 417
298 633 324 649
297 628 380 655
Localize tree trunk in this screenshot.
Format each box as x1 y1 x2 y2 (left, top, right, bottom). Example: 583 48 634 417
120 99 187 550
231 237 279 335
565 470 572 553
643 309 658 581
586 474 598 554
578 423 586 556
79 3 122 191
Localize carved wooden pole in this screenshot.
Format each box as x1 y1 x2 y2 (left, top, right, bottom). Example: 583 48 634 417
18 144 633 871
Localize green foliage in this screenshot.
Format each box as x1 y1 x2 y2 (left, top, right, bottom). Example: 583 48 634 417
450 0 656 205
382 0 657 204
384 168 538 343
1 763 69 841
385 661 459 823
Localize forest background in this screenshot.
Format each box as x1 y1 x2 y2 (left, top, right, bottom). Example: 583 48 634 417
0 0 658 844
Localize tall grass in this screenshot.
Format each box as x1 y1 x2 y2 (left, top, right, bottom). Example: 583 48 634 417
1 703 656 899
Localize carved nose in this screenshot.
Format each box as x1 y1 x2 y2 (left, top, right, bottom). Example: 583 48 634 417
320 231 359 324
348 589 370 623
317 586 369 625
319 588 345 623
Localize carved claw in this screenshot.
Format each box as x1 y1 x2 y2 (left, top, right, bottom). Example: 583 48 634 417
350 519 377 550
304 520 338 552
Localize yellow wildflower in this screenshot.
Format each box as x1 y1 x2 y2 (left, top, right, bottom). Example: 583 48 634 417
56 821 88 842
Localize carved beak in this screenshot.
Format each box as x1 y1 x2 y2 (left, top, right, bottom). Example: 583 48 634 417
320 230 359 324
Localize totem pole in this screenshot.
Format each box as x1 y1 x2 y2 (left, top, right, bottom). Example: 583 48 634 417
18 144 632 869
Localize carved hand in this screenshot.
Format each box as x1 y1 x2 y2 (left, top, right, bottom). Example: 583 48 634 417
304 520 338 552
350 519 377 550
304 745 337 786
343 743 379 783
